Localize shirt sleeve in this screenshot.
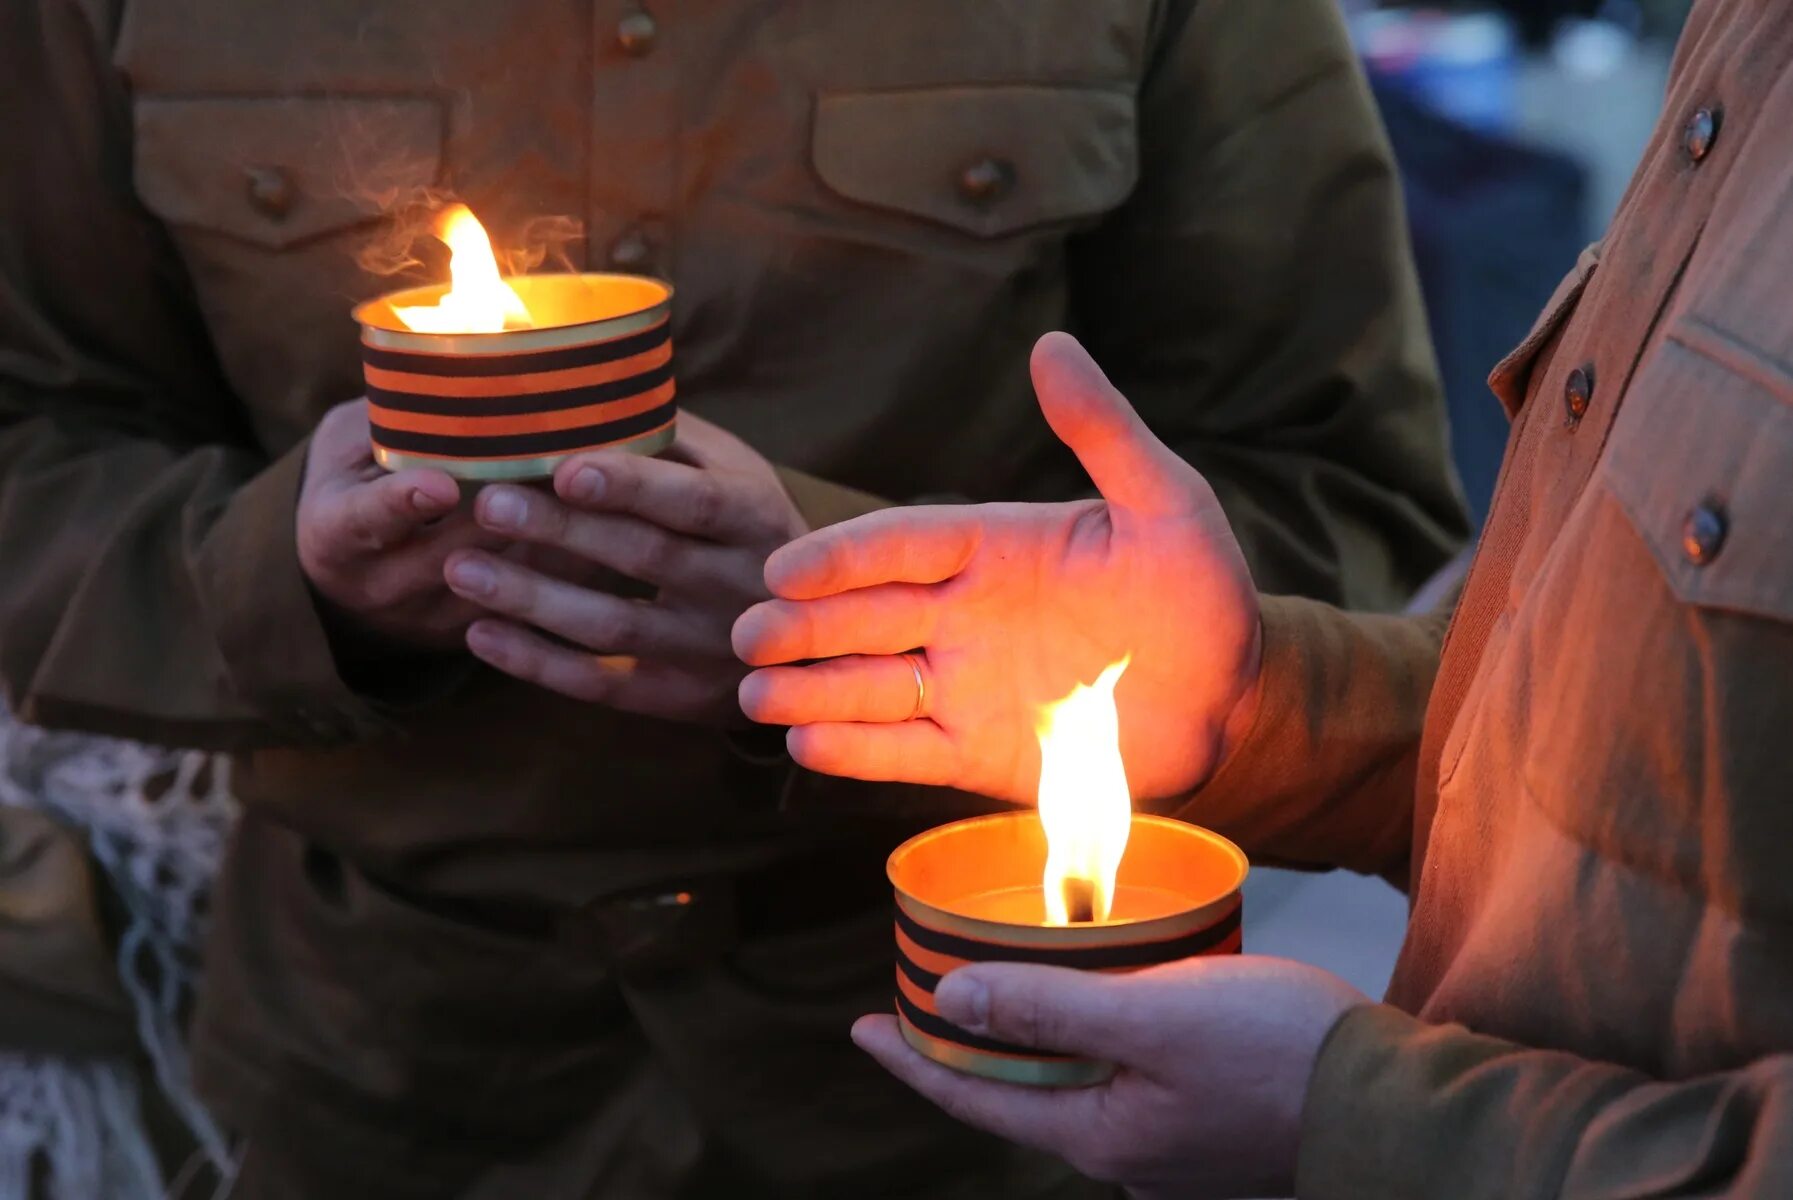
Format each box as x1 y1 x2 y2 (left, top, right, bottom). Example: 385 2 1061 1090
1065 0 1469 611
0 0 397 750
1300 1003 1793 1199
1170 595 1447 879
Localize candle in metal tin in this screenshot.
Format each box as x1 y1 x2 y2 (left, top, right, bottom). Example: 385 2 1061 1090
886 660 1248 1087
352 205 676 481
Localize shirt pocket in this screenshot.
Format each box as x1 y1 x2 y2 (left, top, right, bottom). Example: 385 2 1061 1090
1602 319 1793 622
131 96 444 443
811 85 1138 242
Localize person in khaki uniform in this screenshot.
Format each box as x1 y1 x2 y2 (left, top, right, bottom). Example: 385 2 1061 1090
735 1 1793 1195
0 0 1464 1194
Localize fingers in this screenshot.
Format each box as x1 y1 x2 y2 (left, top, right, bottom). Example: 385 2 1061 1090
552 448 782 544
785 720 957 785
1030 332 1195 516
465 622 740 719
307 398 377 474
445 551 730 657
305 468 461 565
851 1015 1100 1155
475 485 760 593
733 586 939 666
738 655 929 725
935 962 1175 1067
761 507 983 600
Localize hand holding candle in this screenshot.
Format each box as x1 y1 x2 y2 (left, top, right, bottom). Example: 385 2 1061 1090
733 332 1264 805
442 412 809 725
851 955 1367 1200
296 399 505 650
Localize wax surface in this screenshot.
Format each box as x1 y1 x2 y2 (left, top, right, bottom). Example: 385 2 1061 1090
951 884 1193 925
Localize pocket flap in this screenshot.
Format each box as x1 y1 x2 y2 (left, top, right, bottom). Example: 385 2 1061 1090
1601 318 1793 622
812 85 1137 239
133 97 443 250
1488 241 1601 417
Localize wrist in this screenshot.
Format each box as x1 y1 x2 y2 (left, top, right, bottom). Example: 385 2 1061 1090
1214 606 1266 776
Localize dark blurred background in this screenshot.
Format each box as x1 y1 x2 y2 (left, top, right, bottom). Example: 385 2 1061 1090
1345 0 1692 528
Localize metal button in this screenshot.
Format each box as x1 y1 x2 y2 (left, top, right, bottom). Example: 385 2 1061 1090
1563 363 1594 424
957 157 1016 207
1682 499 1728 565
609 228 653 270
1684 106 1720 164
245 165 295 219
616 9 658 56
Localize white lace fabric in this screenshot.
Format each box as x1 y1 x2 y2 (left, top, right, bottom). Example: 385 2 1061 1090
0 703 238 1199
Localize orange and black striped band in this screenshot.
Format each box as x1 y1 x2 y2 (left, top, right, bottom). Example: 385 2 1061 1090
365 321 675 461
894 900 1242 971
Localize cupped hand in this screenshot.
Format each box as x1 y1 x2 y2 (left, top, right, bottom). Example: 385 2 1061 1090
732 332 1262 805
297 399 499 650
854 956 1367 1200
444 413 808 725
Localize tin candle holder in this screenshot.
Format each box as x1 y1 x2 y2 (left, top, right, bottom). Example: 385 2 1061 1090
889 811 1247 1087
353 272 676 481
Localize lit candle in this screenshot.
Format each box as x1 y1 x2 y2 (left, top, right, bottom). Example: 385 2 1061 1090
352 204 677 481
887 659 1248 1087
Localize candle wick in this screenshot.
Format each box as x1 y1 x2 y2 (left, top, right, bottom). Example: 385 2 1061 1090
1063 877 1096 924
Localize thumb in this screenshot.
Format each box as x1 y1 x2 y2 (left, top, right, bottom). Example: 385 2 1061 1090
936 962 1157 1066
1030 332 1195 515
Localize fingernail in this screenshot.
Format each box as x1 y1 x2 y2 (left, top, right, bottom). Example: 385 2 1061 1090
411 488 449 514
482 488 527 530
465 621 507 665
447 557 497 598
936 973 991 1033
568 467 606 504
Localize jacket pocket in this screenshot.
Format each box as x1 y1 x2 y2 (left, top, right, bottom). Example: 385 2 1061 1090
1487 242 1601 418
1601 318 1793 621
811 85 1137 239
134 96 443 250
130 96 444 444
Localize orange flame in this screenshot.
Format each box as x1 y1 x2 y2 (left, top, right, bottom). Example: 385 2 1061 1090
1036 658 1132 924
392 204 533 334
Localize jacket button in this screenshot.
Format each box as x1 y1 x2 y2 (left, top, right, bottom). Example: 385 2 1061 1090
245 165 295 219
958 157 1015 207
1563 363 1594 424
1682 499 1727 565
609 228 653 270
616 9 658 56
1684 106 1720 164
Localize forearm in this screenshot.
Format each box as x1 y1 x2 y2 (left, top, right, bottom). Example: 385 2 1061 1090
0 413 382 749
1300 1004 1793 1199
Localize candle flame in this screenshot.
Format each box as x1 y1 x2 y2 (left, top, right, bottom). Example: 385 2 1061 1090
1037 658 1132 924
392 204 533 333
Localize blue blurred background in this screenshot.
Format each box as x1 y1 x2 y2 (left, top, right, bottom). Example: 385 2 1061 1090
1351 0 1688 526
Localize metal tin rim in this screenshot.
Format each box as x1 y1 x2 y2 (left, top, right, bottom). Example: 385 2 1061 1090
888 811 1248 949
898 1015 1116 1088
373 422 675 481
354 272 675 356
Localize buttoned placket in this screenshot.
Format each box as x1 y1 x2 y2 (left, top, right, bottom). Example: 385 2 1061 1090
1408 44 1752 876
591 1 680 278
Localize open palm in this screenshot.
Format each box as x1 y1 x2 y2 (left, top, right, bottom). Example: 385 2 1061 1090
732 333 1262 806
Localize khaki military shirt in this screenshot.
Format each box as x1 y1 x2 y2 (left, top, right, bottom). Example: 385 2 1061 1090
1195 2 1793 1195
1 0 1462 1191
